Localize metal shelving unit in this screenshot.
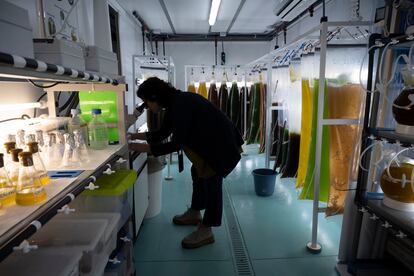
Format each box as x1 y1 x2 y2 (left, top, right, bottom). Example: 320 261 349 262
345 31 414 273
0 51 130 262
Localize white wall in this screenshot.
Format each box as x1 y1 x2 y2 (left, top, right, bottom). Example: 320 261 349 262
165 41 270 90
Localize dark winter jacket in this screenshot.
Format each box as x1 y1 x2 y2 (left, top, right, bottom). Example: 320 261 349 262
147 91 243 178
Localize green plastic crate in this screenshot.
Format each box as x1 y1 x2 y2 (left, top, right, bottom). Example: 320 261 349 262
83 170 137 196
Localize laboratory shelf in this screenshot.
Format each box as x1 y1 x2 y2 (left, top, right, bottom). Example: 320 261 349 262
0 144 128 262
369 128 414 146
366 199 414 239
0 51 124 84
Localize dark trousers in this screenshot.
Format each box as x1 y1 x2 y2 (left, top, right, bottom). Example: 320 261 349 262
190 166 223 227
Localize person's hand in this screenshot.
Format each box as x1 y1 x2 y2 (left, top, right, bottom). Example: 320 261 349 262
128 142 151 153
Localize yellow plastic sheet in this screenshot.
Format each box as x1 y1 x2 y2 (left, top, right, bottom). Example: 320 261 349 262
187 83 196 93
296 80 313 188
198 82 208 99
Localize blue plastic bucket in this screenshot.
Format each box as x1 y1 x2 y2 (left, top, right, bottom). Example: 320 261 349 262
252 168 277 197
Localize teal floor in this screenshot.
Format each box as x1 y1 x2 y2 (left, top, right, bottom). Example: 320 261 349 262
134 145 342 275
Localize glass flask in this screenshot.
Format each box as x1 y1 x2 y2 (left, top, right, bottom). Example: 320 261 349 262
393 65 414 136
35 130 46 161
28 142 50 185
15 152 47 206
73 129 89 164
9 148 23 187
68 109 88 144
3 141 16 171
61 133 76 168
16 129 25 149
0 153 16 207
45 133 62 167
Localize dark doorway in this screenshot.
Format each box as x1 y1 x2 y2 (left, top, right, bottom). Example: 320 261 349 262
109 5 122 75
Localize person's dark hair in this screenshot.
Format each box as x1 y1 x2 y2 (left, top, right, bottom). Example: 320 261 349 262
137 77 179 107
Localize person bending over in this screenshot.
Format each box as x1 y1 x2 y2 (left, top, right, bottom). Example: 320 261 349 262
128 77 243 249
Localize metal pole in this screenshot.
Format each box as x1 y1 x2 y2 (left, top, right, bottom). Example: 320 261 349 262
184 65 188 91
265 64 272 169
244 68 247 139
165 153 173 180
35 0 47 38
132 56 137 132
307 21 327 254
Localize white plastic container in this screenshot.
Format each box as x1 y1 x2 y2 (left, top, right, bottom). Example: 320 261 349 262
33 38 85 70
55 212 121 257
29 219 107 275
85 46 119 75
70 187 133 230
0 249 82 276
0 0 34 58
145 170 163 218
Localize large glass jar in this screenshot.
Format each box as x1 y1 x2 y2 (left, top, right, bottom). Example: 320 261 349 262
380 162 414 211
393 65 414 135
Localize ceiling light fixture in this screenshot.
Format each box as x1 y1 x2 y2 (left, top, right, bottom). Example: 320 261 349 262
209 0 222 26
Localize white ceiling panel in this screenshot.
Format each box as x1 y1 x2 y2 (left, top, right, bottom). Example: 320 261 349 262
164 0 210 34
117 0 282 35
230 0 280 33
210 0 242 33
117 0 173 33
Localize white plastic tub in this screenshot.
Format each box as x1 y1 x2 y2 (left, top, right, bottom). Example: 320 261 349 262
55 212 121 258
33 38 85 70
29 219 107 275
0 249 82 276
70 187 133 230
85 46 118 75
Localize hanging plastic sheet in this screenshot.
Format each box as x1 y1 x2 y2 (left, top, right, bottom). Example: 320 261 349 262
219 82 229 115
282 59 302 178
238 86 247 135
297 53 316 188
187 83 196 93
259 82 267 153
246 83 261 144
198 81 208 99
208 82 219 108
228 82 240 128
299 79 330 202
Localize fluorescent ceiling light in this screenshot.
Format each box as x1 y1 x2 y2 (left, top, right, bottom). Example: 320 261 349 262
209 0 222 26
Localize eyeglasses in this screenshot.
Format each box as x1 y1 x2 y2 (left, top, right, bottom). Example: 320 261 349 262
136 102 148 113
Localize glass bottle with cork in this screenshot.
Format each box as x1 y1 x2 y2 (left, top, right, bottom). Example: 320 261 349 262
15 151 47 206
0 153 15 207
27 142 50 185
9 148 23 187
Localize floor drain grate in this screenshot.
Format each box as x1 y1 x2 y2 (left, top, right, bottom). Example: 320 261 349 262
223 185 255 276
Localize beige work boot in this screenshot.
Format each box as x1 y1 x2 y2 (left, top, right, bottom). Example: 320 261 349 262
182 224 215 249
172 208 202 225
